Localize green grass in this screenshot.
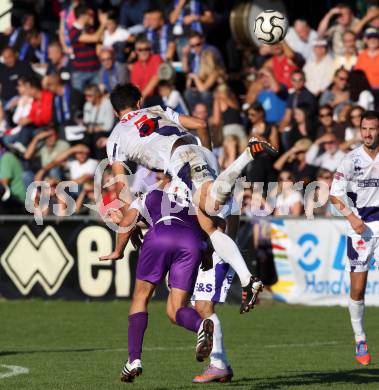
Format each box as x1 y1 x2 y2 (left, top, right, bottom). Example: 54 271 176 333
0 300 378 389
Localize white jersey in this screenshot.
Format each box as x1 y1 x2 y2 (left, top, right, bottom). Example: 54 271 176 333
330 145 379 236
106 105 195 171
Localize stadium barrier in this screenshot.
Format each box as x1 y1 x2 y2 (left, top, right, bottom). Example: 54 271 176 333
0 216 378 305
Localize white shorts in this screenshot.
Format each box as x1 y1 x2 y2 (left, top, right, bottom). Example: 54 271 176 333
168 144 219 192
347 235 379 272
191 253 235 303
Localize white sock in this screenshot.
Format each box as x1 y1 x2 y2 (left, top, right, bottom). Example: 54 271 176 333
208 313 229 370
210 230 251 287
348 298 366 343
211 150 253 204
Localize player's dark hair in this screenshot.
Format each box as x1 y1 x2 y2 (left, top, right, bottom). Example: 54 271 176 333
109 83 142 114
360 111 379 127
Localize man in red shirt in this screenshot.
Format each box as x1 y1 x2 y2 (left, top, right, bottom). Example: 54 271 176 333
130 38 163 101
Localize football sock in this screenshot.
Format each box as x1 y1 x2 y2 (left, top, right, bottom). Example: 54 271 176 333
128 312 148 362
208 313 229 370
210 230 251 287
348 298 366 342
175 307 203 333
211 150 253 204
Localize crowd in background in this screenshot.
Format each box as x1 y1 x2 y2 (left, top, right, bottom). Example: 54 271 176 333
0 0 378 220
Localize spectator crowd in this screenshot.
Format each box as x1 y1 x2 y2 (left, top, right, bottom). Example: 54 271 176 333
0 0 379 219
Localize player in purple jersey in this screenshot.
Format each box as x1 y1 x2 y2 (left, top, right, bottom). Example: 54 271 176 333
106 83 276 313
100 182 216 382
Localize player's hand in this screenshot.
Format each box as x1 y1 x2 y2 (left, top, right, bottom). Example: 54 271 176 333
350 216 368 235
130 226 143 250
99 251 123 261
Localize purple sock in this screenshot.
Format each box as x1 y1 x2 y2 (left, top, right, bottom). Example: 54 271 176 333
175 307 202 333
128 312 148 362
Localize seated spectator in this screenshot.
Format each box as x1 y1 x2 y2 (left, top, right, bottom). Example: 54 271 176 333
75 180 97 216
273 138 315 185
32 176 60 217
103 10 132 49
6 13 35 54
341 105 363 151
35 144 98 187
285 19 318 61
4 77 53 152
246 102 279 150
305 133 345 171
218 135 242 171
11 77 33 128
279 69 317 132
303 39 334 96
348 70 375 110
262 41 298 89
144 9 176 61
211 84 245 144
282 105 316 150
69 5 108 90
304 168 334 217
184 48 225 113
317 3 360 56
169 0 214 52
157 80 188 114
120 0 153 29
46 41 71 83
352 6 379 36
355 28 379 90
98 48 128 94
271 170 303 217
316 104 346 141
181 30 224 75
319 68 350 116
44 74 84 135
0 140 26 214
0 46 34 110
21 29 50 71
333 30 357 72
83 84 115 159
130 37 163 102
24 126 70 181
246 68 288 125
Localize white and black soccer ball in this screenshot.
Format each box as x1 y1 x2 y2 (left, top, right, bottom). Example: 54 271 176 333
254 10 288 45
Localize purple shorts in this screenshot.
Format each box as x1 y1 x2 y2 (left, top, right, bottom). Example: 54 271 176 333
136 221 203 293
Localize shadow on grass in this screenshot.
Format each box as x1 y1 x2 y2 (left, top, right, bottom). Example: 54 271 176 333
0 347 113 356
229 368 379 389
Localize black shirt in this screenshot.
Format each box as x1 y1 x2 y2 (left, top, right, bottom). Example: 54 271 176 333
287 87 317 115
0 60 34 102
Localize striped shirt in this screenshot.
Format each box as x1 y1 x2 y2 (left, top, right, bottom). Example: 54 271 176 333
69 23 100 72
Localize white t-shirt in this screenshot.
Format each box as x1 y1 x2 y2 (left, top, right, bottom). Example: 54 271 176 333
285 27 318 60
103 26 130 48
330 145 379 236
66 158 98 180
275 191 303 216
106 105 194 171
304 54 334 95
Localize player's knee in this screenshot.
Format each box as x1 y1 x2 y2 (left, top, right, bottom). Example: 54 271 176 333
195 300 214 319
350 286 365 301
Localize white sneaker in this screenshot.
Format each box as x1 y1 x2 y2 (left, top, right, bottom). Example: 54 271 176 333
120 359 143 382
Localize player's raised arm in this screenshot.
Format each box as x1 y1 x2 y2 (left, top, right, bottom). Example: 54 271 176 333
99 207 139 261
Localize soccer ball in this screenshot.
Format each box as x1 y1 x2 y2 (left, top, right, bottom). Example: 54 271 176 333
254 10 288 45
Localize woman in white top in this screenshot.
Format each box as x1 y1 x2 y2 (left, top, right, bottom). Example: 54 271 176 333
271 170 303 217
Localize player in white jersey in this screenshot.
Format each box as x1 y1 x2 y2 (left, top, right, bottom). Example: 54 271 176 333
106 83 277 313
330 110 379 366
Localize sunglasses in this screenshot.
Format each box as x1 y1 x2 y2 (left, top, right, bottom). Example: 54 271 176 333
319 112 332 118
190 42 202 48
291 78 304 82
137 47 151 52
338 76 348 81
350 114 361 119
101 57 113 62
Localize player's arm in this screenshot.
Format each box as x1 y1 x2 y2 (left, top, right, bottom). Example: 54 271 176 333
99 208 139 261
329 160 367 235
111 161 132 215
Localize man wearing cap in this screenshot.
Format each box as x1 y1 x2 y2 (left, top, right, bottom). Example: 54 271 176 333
355 28 379 90
303 39 334 96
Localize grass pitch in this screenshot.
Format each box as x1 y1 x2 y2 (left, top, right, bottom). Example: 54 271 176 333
0 300 378 389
